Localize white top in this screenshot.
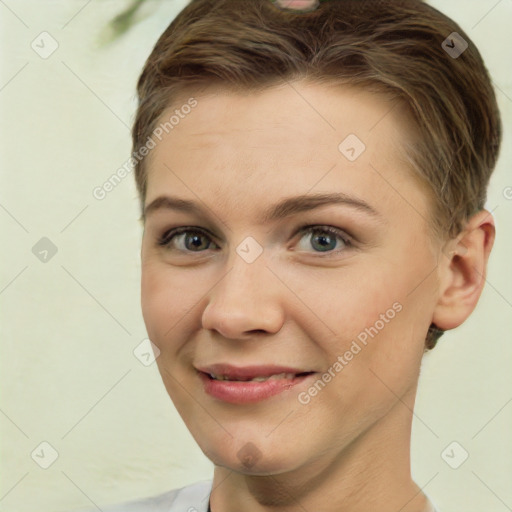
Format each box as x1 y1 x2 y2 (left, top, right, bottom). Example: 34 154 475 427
75 480 212 512
74 480 441 512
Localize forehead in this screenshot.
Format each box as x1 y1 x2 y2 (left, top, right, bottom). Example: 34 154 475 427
145 81 428 226
165 81 412 149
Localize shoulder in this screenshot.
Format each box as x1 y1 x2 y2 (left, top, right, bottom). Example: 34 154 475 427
72 480 213 512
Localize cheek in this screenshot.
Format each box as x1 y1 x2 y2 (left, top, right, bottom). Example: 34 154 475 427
300 278 426 432
324 263 434 399
307 250 434 371
293 267 403 343
140 263 163 339
141 262 184 343
140 260 212 357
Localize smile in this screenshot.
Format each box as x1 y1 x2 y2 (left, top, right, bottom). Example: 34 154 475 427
196 364 316 404
207 371 309 382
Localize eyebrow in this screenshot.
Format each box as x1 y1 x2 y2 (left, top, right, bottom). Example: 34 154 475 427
143 192 381 223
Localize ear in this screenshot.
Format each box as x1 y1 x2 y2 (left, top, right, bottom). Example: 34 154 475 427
432 210 495 330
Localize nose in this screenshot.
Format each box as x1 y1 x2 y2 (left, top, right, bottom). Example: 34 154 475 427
201 250 285 339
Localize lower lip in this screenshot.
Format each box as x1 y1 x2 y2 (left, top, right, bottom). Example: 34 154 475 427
199 372 315 404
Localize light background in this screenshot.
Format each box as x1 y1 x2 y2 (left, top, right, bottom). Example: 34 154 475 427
0 1 511 511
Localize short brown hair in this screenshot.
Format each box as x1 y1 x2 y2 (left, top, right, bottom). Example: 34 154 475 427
133 0 501 239
132 0 502 349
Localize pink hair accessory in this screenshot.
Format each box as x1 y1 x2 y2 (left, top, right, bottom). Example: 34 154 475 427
274 0 320 12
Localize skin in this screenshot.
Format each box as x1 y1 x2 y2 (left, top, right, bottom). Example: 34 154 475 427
139 80 495 512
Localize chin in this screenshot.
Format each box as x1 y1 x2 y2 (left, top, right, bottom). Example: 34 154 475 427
198 434 305 475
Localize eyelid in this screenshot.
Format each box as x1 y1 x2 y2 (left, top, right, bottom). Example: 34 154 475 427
294 224 355 244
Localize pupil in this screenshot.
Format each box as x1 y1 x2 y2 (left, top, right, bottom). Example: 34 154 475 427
313 232 335 252
186 234 208 251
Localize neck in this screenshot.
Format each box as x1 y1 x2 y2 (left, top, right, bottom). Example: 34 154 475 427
210 382 433 512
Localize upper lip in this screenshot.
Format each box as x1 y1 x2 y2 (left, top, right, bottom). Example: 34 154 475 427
196 364 314 380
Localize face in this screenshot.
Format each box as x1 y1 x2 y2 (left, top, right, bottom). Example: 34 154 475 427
140 81 442 475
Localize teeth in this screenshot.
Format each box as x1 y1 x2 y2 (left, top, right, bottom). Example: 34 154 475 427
267 372 296 381
209 372 297 382
250 375 270 382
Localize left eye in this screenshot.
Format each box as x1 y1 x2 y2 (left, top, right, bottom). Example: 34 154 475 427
157 225 352 255
295 225 352 254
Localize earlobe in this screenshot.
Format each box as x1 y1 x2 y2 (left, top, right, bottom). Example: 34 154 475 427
432 210 495 331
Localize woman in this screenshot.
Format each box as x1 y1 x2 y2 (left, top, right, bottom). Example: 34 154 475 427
78 0 502 510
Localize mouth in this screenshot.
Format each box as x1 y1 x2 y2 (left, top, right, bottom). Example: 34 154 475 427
197 363 315 381
195 364 317 404
204 371 313 382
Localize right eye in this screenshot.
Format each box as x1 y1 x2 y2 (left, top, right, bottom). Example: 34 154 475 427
157 227 219 253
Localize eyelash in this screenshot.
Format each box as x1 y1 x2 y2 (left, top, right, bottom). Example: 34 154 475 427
156 225 354 258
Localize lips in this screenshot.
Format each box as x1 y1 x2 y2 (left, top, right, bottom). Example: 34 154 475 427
196 363 314 382
196 364 317 404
